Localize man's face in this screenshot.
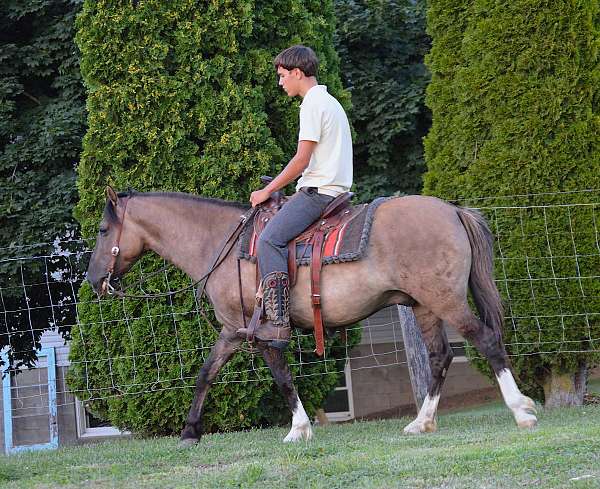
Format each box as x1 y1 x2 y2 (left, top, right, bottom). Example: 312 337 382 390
277 66 301 97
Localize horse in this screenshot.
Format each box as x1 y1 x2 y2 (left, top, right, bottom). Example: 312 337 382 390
86 186 537 445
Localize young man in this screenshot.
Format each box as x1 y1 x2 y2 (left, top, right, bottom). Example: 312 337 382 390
237 45 353 348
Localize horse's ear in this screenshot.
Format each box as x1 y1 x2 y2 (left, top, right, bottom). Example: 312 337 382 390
105 186 119 207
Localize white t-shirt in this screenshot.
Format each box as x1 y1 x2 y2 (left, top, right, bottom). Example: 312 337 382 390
296 85 353 197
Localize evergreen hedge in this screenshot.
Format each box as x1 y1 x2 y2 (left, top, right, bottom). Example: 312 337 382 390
69 0 358 435
423 0 600 400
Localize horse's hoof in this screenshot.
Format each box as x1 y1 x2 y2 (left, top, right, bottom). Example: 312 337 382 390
403 418 437 434
179 437 198 448
517 417 537 429
514 396 537 429
283 423 313 442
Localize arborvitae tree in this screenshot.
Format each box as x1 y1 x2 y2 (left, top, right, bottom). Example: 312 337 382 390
424 0 600 405
0 1 86 368
334 0 430 202
69 0 358 435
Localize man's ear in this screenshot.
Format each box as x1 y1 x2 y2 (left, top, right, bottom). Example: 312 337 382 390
106 186 119 207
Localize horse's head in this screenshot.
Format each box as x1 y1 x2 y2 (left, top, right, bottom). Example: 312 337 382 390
86 186 145 296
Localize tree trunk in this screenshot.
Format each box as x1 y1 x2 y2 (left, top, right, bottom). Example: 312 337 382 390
543 362 588 408
398 305 431 410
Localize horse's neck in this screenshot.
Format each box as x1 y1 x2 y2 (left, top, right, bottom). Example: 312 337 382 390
134 196 242 281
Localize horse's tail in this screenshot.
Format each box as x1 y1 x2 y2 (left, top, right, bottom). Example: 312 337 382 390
456 207 504 341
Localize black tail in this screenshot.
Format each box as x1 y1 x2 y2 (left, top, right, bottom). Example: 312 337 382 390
456 207 504 342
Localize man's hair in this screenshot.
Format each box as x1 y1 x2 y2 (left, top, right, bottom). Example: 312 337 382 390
273 45 319 77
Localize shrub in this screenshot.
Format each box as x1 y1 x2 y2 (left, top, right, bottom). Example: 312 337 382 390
423 0 600 403
68 0 359 435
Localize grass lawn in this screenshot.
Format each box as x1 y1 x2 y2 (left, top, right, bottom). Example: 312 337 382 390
0 400 599 489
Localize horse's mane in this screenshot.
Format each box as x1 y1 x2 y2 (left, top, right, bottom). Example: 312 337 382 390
104 190 250 223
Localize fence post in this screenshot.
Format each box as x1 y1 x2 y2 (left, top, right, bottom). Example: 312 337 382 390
397 305 431 410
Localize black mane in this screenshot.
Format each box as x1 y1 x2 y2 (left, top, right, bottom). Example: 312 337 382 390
104 190 249 223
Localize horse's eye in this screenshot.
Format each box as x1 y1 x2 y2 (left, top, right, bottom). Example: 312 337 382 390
99 227 108 235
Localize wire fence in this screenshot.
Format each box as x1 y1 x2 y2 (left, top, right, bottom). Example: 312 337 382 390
1 193 599 419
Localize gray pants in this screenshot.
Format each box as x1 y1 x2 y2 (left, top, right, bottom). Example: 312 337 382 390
258 187 334 279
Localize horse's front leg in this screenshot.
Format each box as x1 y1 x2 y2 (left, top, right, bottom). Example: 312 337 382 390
180 330 242 446
258 344 313 442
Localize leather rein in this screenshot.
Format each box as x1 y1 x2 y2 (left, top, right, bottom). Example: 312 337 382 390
103 196 255 303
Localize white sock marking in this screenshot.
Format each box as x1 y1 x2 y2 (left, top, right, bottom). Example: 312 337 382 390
284 396 312 442
403 394 440 434
496 369 537 428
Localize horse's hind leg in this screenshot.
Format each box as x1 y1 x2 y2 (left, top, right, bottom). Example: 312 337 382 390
445 305 537 429
404 305 453 434
257 344 312 442
180 330 242 446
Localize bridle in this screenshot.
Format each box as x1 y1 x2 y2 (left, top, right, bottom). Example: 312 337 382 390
104 195 130 295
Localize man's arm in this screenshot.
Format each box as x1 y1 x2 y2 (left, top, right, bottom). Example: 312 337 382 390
250 139 317 207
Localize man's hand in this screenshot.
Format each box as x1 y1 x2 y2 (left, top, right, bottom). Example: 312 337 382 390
249 140 316 207
250 188 272 207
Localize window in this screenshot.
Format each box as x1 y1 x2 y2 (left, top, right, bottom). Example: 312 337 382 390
450 341 468 363
323 362 354 422
75 399 129 439
2 348 58 454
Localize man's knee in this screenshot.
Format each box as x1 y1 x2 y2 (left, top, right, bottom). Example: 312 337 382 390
257 230 286 253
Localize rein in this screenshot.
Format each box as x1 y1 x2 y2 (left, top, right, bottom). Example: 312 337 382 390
105 200 256 301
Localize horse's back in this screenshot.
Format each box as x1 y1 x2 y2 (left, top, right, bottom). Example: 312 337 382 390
377 194 460 218
371 194 469 248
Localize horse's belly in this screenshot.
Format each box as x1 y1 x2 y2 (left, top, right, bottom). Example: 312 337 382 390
289 263 408 329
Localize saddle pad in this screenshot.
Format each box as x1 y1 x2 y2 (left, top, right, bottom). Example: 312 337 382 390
239 196 391 266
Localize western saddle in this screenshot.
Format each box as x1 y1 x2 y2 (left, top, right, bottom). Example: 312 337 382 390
249 177 359 356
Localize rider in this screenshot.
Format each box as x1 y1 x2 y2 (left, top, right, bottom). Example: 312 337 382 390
236 45 353 348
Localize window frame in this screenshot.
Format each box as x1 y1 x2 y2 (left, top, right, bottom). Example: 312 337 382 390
75 397 129 439
324 361 355 422
1 348 58 454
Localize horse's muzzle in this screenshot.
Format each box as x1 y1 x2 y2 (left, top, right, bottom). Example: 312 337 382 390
99 275 121 297
87 273 114 297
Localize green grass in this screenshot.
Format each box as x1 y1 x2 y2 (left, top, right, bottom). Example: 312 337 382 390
1 403 599 489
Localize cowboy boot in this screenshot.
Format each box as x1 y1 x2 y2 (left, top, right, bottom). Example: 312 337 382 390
237 271 291 349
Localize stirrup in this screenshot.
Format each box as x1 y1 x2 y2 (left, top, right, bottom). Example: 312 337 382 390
268 339 290 350
236 324 291 350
